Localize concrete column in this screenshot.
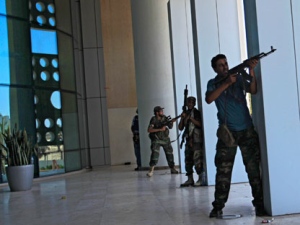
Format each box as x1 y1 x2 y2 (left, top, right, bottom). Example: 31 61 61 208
244 0 300 216
131 0 179 168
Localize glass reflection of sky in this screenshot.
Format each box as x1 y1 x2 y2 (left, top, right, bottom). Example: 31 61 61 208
0 1 60 117
31 28 57 54
0 1 10 116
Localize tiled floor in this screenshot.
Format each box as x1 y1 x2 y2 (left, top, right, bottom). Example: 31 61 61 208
1 165 300 225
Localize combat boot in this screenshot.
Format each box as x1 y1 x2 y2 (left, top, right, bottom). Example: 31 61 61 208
194 172 206 187
170 167 179 174
209 208 223 218
147 166 155 177
180 175 194 187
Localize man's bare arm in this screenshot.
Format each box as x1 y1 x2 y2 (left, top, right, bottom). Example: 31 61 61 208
205 75 236 104
247 59 258 94
148 126 166 133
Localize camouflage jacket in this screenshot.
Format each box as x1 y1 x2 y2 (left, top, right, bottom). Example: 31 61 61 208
182 108 203 144
148 115 173 141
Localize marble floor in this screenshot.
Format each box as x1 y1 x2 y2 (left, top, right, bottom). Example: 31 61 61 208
1 165 300 225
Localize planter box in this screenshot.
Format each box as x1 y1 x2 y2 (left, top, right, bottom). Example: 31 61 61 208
6 164 34 191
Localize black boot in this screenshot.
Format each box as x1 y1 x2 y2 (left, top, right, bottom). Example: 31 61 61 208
180 175 194 187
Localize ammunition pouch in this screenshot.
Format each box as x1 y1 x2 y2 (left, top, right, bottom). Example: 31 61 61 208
216 124 236 147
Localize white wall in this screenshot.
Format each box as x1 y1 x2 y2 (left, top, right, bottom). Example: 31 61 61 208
108 108 138 166
248 0 300 216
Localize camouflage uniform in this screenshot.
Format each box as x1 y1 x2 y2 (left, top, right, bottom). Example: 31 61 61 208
213 126 263 210
182 108 204 176
148 115 175 168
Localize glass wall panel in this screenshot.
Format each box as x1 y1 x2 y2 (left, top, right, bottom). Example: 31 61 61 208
31 28 57 54
0 0 81 183
64 151 81 172
0 14 10 85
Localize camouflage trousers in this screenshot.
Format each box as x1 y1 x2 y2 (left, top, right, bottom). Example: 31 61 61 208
212 126 263 210
184 141 204 175
149 139 175 168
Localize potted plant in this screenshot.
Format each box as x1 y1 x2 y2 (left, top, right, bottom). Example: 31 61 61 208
0 126 38 191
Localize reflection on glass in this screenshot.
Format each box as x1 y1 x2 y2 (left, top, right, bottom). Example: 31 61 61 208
36 118 40 128
39 57 49 67
51 58 58 68
56 118 62 127
44 118 54 128
0 114 10 133
45 131 55 142
0 4 10 118
57 131 63 141
0 87 10 117
40 71 50 81
37 15 46 25
32 56 36 66
37 132 41 143
53 71 59 81
49 17 56 26
51 91 61 109
33 71 37 80
38 144 65 176
31 28 57 54
48 4 55 14
36 2 45 12
34 95 39 104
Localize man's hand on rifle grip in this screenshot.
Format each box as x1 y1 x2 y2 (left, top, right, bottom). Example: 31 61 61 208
225 73 237 86
161 126 167 131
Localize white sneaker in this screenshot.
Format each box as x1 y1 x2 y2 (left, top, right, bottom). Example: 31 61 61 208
147 171 153 177
146 166 154 177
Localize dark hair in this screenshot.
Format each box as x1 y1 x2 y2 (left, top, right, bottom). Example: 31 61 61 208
211 54 226 69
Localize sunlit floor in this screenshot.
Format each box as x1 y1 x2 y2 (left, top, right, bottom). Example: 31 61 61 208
1 165 300 225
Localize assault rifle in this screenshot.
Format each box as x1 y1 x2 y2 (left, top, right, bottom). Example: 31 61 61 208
158 115 181 128
180 85 189 148
148 115 181 140
215 46 277 84
182 85 188 113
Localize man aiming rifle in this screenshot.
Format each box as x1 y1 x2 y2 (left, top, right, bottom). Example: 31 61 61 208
205 46 276 218
146 106 180 177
